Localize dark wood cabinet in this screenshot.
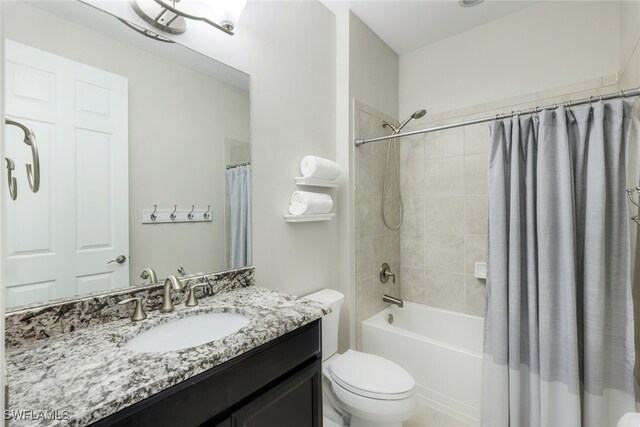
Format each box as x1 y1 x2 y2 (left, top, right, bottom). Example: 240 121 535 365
230 359 321 427
91 320 322 427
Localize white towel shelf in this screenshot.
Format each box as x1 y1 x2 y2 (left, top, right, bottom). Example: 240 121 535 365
294 177 340 188
284 213 335 223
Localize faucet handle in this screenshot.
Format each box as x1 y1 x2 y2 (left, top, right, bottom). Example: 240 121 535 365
118 297 147 321
379 263 396 284
185 283 209 307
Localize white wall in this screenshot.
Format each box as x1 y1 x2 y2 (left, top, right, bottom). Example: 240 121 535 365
85 0 346 347
3 2 250 285
400 1 621 116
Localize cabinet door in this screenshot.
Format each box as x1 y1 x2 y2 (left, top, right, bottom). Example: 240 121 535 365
232 360 321 427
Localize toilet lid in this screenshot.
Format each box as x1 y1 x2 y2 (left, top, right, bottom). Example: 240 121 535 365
328 350 415 400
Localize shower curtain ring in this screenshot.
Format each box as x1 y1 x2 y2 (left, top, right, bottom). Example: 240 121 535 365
170 205 177 221
620 90 626 99
627 189 640 208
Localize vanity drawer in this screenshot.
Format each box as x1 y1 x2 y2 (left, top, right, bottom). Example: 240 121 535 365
91 320 321 427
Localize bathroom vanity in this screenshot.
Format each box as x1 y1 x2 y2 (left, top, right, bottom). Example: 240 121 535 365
94 320 322 427
5 271 329 427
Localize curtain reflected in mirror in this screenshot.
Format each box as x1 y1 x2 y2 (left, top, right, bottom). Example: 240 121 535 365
225 138 252 269
227 164 252 268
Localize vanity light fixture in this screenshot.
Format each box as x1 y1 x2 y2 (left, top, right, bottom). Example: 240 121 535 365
131 0 247 36
458 0 484 6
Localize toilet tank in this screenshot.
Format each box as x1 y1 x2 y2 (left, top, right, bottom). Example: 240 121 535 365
304 289 344 360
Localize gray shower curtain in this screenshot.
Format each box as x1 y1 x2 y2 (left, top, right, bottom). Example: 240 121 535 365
228 165 252 268
483 99 639 426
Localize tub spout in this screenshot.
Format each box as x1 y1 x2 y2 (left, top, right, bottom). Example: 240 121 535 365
383 294 404 308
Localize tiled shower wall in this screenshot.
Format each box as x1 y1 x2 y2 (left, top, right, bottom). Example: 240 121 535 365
398 75 622 317
354 100 400 349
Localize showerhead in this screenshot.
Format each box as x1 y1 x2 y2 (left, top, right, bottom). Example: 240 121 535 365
397 109 427 133
412 109 427 120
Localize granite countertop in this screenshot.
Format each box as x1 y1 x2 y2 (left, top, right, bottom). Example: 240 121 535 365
6 287 330 426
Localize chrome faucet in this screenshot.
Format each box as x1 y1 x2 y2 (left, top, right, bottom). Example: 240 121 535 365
118 297 147 321
383 294 404 308
140 268 158 285
160 275 183 313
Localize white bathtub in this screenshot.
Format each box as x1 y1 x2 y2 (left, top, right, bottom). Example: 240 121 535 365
362 302 484 425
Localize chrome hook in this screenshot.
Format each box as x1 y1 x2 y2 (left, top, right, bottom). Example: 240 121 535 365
203 205 211 220
5 157 17 201
150 204 158 221
187 205 195 220
5 118 39 193
170 205 177 221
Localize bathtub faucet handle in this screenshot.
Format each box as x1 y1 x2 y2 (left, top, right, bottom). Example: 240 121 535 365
379 263 396 284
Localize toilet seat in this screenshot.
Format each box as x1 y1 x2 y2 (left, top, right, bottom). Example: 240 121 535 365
327 350 415 400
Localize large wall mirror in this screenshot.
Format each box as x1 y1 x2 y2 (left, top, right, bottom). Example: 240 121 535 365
2 1 252 310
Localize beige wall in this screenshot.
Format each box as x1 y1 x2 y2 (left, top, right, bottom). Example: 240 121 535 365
353 100 400 349
349 12 399 121
347 12 400 349
400 1 621 116
3 2 251 285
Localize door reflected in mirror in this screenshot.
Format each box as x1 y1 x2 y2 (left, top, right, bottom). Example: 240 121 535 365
2 0 251 310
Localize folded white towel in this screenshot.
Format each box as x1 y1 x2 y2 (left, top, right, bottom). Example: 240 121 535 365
289 191 333 215
618 413 640 427
300 155 341 181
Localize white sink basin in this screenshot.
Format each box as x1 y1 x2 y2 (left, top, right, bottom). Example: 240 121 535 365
124 312 250 353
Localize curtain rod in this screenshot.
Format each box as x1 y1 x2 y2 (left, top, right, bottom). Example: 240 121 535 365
354 87 640 147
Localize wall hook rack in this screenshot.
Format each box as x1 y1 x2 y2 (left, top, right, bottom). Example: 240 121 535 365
142 205 213 224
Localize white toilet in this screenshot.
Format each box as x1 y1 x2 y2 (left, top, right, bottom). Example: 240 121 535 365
305 289 416 427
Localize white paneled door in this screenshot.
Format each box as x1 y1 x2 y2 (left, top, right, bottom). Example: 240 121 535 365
3 40 129 307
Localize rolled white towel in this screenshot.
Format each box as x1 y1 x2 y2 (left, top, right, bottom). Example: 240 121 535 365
618 413 640 427
300 155 341 181
289 191 333 215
